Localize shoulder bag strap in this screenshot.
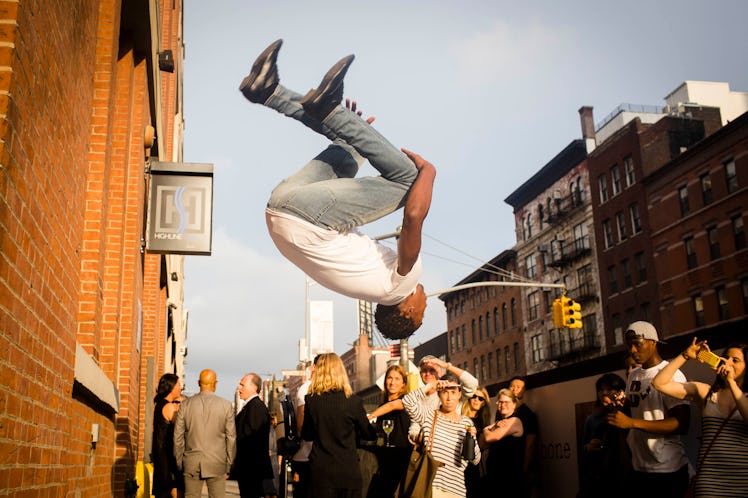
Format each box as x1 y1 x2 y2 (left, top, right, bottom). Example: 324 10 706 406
426 410 439 453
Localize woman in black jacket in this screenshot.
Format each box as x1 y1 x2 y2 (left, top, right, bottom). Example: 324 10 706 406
302 353 377 498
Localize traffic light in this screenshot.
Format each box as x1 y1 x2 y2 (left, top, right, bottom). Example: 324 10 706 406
562 297 583 328
552 298 564 328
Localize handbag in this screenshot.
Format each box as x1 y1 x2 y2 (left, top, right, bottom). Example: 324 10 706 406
683 405 737 498
394 411 444 498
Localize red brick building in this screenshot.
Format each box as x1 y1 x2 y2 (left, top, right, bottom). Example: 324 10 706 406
0 1 186 495
587 106 723 349
440 250 526 392
646 110 748 345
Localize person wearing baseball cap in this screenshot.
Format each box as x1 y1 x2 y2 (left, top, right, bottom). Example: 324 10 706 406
606 321 691 498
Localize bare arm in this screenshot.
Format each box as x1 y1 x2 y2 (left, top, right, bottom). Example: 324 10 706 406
396 149 436 276
652 337 711 402
367 399 404 420
480 417 523 446
607 403 690 435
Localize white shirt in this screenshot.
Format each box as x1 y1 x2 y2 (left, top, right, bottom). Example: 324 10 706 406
266 209 422 305
292 380 313 462
626 360 689 473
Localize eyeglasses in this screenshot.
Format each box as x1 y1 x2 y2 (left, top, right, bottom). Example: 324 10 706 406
497 400 514 405
471 395 486 402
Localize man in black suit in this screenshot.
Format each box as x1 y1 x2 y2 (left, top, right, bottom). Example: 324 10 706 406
232 373 275 498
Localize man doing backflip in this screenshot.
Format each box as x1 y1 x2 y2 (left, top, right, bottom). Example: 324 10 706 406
239 39 435 339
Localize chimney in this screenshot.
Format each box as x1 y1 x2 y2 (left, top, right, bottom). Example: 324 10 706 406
578 106 596 153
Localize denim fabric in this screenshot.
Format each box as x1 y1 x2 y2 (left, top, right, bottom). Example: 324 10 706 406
266 85 417 232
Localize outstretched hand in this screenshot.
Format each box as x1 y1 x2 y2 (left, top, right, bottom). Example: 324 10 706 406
345 98 375 124
683 337 709 361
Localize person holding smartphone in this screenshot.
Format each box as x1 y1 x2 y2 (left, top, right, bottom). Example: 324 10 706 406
653 338 748 497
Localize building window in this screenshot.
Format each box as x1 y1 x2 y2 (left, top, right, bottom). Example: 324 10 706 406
725 159 737 193
510 299 517 327
478 316 484 341
630 204 642 234
616 211 627 241
693 295 705 327
526 213 533 239
679 186 690 216
716 286 729 321
577 176 585 203
608 265 618 294
635 252 647 282
461 325 466 350
495 350 501 378
473 358 479 382
641 302 651 322
701 173 713 206
528 291 540 321
599 174 608 202
494 308 499 335
603 219 614 248
487 353 493 379
485 312 491 338
612 313 622 345
733 215 746 250
449 331 455 353
502 303 508 330
530 336 543 364
525 253 537 279
481 355 486 381
471 319 476 345
622 259 632 289
573 222 589 251
708 226 720 260
624 155 635 187
514 343 520 371
611 165 622 196
538 204 544 230
685 236 697 269
505 346 511 373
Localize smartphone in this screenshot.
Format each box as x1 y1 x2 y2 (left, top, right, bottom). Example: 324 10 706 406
697 349 723 369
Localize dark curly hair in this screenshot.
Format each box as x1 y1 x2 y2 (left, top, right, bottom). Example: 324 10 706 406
375 303 421 340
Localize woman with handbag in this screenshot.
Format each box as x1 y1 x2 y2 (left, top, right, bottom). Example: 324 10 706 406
401 372 481 498
479 389 526 498
652 339 748 497
301 353 378 498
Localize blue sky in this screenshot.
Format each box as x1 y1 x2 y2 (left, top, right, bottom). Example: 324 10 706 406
181 0 748 399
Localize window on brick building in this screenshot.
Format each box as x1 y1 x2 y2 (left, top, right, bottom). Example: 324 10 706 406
461 325 466 350
599 174 609 202
494 308 499 335
502 303 508 330
485 312 490 339
701 172 713 206
577 176 585 203
716 286 729 321
693 294 705 327
725 159 737 193
456 328 461 351
528 291 540 321
526 213 533 239
611 165 622 196
538 204 544 230
630 203 642 234
603 219 614 248
624 155 635 187
473 358 479 382
622 259 632 289
510 299 517 327
481 356 486 382
530 336 543 364
616 211 627 241
514 343 520 371
708 226 720 260
733 215 746 250
608 265 618 294
635 252 647 282
505 346 511 373
487 353 493 379
684 236 697 269
641 302 651 322
450 331 455 354
679 186 690 216
478 316 484 341
525 253 537 279
612 313 623 345
471 319 476 345
496 349 501 377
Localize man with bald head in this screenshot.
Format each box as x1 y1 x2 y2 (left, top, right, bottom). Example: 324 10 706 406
174 369 236 498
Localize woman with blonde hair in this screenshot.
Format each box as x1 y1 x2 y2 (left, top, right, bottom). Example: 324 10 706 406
301 352 377 498
461 387 490 498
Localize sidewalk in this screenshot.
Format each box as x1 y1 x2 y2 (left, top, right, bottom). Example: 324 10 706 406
200 479 240 497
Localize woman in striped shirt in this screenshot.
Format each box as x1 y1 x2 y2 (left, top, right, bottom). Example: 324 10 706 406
653 339 747 498
402 372 481 498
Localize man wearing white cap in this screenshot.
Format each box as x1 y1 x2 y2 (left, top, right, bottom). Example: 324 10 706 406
606 321 690 498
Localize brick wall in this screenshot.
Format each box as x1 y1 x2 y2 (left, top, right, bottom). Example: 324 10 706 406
0 0 182 495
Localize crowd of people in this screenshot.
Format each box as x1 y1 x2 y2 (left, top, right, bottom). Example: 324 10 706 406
148 320 747 498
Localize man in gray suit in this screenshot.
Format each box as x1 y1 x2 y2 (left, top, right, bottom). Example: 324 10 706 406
174 369 237 498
